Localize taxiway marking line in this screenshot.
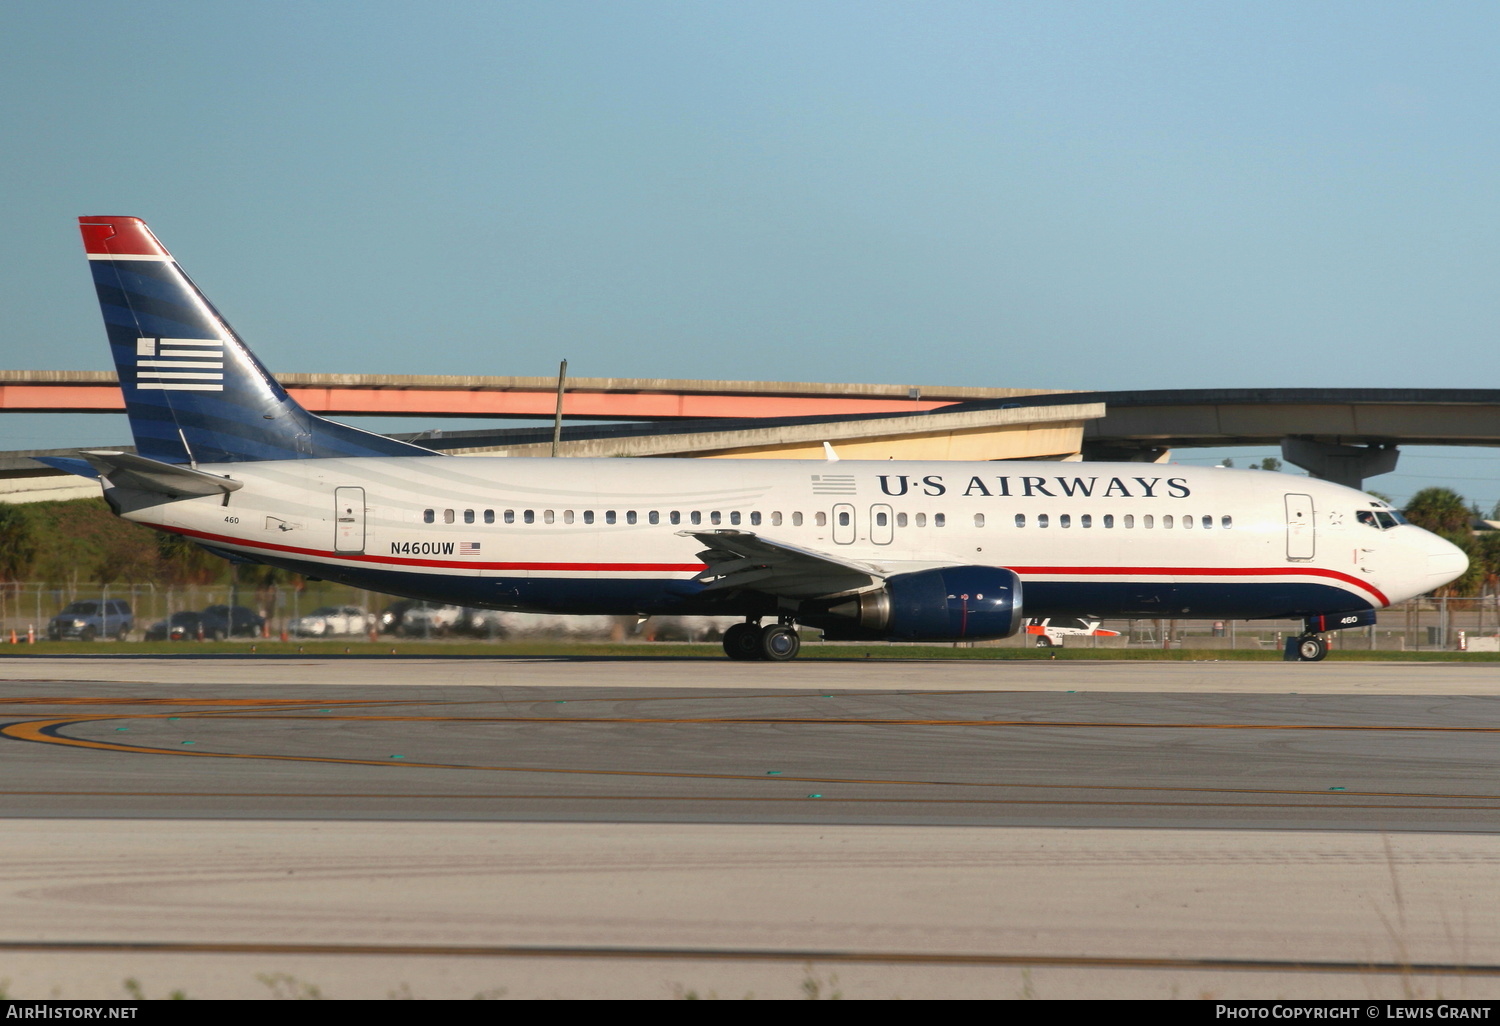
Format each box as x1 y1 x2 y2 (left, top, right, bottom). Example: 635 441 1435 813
0 940 1493 976
155 714 1500 732
0 790 1492 810
6 716 1500 803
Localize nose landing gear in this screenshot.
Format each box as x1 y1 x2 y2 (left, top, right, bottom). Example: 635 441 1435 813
722 619 802 661
1287 633 1328 662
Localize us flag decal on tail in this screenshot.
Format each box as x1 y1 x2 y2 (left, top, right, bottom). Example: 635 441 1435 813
134 337 225 391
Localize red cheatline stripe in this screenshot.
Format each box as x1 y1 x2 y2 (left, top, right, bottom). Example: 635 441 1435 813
148 523 1387 603
1008 565 1387 606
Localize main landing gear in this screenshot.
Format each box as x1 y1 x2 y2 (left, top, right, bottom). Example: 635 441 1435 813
722 619 802 662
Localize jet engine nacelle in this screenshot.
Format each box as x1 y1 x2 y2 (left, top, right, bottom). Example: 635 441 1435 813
823 566 1024 642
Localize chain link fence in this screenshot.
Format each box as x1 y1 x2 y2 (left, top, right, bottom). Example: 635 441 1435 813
0 579 1494 649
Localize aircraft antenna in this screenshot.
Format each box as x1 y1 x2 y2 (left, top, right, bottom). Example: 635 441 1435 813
551 359 568 457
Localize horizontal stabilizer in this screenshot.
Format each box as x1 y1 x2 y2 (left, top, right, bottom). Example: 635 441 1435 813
79 450 242 498
32 456 102 479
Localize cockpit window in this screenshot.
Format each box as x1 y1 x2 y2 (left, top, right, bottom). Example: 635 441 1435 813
1358 509 1405 531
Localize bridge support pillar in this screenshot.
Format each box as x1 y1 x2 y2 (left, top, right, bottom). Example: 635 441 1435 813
1279 437 1399 491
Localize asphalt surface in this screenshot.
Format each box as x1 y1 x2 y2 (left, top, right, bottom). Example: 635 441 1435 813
4 657 1500 998
3 662 1500 830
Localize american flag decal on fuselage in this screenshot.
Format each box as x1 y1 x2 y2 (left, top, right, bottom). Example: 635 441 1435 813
135 338 225 391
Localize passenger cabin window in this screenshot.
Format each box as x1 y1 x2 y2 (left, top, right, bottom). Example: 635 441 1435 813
483 510 494 524
544 510 555 524
583 511 594 524
750 512 761 526
443 509 455 524
915 513 927 527
1015 514 1025 528
1123 514 1134 528
1143 515 1153 529
815 512 827 527
1202 515 1212 529
1222 516 1233 529
605 511 617 525
1181 515 1192 529
691 511 702 525
792 512 804 526
504 510 516 524
670 511 681 525
564 510 575 524
710 511 721 525
523 510 535 524
934 513 946 527
627 511 637 525
1038 514 1049 528
463 509 475 524
648 511 659 525
897 513 908 527
1059 514 1071 528
972 513 983 528
1103 514 1114 528
838 511 850 527
1081 514 1092 528
1163 515 1173 529
730 511 740 526
423 509 435 524
771 512 782 526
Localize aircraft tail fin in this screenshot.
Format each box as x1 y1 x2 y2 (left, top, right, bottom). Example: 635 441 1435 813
79 216 436 464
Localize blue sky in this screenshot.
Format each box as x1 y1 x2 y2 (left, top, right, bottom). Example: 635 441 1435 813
1 1 1497 508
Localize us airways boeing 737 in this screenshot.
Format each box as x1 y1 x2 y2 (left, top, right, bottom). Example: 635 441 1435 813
42 216 1468 662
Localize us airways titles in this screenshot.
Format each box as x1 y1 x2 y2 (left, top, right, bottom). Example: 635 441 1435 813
876 474 1193 499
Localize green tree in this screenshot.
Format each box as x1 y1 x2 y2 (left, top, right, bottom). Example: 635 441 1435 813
0 504 36 582
1403 487 1473 536
1476 532 1500 596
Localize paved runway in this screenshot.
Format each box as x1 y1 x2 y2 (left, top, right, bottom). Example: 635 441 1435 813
2 657 1499 998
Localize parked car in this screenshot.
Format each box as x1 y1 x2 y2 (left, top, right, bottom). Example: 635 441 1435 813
1025 616 1121 648
145 611 210 642
378 600 417 635
289 605 375 637
47 599 133 641
399 602 465 637
200 604 265 638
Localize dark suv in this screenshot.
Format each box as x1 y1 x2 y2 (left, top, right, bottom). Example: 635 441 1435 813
47 599 134 641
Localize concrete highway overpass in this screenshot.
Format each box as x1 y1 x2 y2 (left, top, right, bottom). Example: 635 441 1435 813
2 375 1498 500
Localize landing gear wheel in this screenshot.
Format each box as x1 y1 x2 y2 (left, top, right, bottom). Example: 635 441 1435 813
1296 635 1328 662
722 622 764 661
1034 636 1054 648
759 625 801 662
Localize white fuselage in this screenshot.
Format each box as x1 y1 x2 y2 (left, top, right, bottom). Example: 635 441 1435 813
114 456 1468 623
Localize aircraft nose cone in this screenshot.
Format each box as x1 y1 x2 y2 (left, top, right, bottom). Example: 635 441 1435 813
1425 536 1469 583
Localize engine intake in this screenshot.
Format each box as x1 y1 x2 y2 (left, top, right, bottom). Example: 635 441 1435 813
822 566 1023 641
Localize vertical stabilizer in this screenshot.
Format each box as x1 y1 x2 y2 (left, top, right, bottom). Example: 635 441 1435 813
80 216 435 463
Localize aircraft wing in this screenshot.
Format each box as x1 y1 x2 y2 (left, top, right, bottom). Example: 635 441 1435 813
679 529 885 599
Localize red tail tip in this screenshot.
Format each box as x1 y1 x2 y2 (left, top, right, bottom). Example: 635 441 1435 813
78 216 171 258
